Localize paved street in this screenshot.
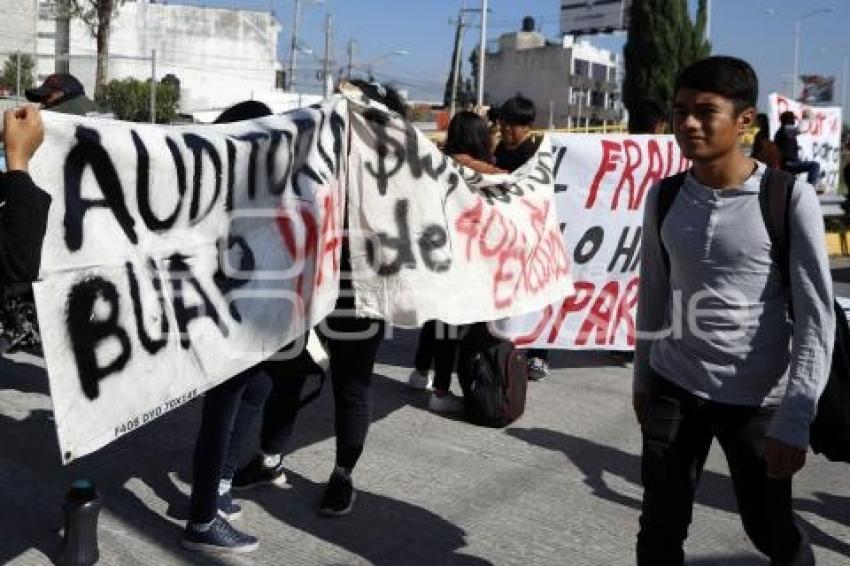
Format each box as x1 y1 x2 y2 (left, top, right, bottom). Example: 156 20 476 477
0 261 848 565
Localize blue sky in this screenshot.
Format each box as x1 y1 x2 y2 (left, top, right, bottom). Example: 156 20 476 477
179 0 849 116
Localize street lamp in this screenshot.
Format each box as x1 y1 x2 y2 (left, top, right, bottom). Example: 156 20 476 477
364 50 409 81
792 7 835 100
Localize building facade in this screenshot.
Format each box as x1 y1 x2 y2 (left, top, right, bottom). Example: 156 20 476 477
2 0 282 114
485 23 622 130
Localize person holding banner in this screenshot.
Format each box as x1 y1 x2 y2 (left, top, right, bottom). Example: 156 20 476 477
182 101 278 555
231 80 403 520
634 56 832 565
493 96 550 381
409 111 507 411
0 106 51 283
774 110 821 187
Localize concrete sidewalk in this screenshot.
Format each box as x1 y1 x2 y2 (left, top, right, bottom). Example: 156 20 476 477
0 328 848 565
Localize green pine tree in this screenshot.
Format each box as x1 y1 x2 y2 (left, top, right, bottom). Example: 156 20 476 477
623 0 711 132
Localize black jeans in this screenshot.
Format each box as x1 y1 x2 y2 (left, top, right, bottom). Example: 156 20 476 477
637 374 813 566
189 368 272 523
413 321 459 392
318 308 385 471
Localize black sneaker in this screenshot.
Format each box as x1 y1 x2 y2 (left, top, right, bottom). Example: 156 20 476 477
181 516 258 554
318 469 356 517
232 455 287 491
527 356 550 381
217 491 242 521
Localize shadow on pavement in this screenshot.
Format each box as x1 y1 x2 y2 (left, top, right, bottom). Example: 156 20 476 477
686 557 764 565
506 427 850 560
0 356 233 565
240 470 492 566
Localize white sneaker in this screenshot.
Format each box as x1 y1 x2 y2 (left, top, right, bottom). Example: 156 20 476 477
407 369 433 391
428 392 465 413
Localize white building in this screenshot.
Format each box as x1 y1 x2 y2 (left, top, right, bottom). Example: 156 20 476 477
485 19 622 129
2 0 283 115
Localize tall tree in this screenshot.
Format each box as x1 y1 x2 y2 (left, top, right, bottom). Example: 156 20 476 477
623 0 711 132
95 77 181 123
60 0 124 93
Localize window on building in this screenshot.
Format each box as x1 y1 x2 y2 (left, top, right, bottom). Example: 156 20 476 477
591 91 606 108
592 63 608 82
573 59 589 77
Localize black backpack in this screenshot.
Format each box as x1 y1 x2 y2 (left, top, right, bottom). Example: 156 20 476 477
456 323 528 428
657 169 850 462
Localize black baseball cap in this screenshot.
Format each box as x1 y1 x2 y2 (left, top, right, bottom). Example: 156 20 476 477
25 73 85 103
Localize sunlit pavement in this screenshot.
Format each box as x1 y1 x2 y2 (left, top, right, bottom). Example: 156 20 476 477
0 266 847 564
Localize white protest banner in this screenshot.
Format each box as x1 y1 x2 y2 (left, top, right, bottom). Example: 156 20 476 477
31 99 349 463
346 102 574 325
499 134 689 350
29 94 573 462
768 93 843 193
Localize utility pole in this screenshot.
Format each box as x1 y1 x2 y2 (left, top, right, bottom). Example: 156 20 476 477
288 0 302 91
323 13 333 96
149 49 157 123
347 38 356 80
477 0 488 107
448 2 467 117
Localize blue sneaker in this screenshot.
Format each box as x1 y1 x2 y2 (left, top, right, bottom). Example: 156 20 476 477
181 516 258 554
217 491 242 521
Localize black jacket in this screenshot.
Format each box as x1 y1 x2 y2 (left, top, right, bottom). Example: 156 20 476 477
0 171 52 282
494 136 540 173
773 126 800 164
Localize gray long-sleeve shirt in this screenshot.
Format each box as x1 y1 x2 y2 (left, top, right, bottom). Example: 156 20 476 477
633 163 834 448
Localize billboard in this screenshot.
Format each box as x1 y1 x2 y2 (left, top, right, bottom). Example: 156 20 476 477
799 75 835 104
561 0 632 35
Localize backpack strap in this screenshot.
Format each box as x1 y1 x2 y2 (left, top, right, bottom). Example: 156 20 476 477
757 168 795 290
656 172 688 276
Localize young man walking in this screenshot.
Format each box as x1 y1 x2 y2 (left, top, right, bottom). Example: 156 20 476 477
634 56 834 565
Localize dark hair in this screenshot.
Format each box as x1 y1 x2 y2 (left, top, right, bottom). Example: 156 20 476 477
215 100 272 124
756 113 770 132
486 106 501 124
348 79 408 118
444 111 493 162
779 110 796 126
500 95 536 126
629 98 667 134
674 56 758 113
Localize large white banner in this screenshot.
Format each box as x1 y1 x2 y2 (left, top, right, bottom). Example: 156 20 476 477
768 93 843 193
502 134 689 350
29 95 572 462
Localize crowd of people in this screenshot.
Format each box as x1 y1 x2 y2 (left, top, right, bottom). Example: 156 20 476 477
0 55 838 565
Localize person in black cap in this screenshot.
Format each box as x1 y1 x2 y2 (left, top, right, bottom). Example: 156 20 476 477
25 73 98 115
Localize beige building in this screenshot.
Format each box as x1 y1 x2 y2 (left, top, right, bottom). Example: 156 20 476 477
485 20 623 129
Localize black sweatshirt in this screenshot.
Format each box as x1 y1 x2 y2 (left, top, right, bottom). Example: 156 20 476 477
0 171 52 282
